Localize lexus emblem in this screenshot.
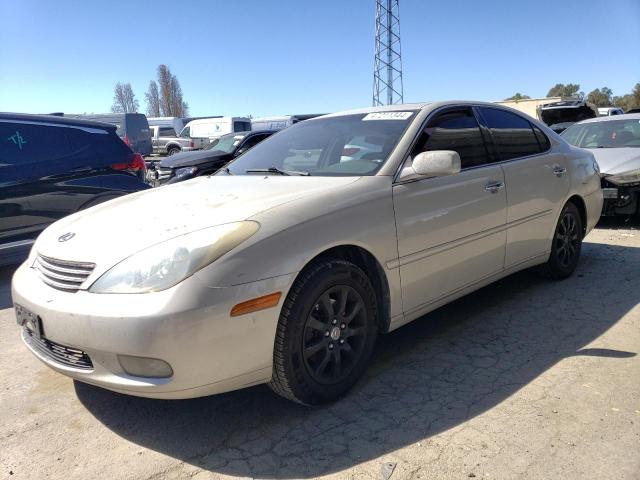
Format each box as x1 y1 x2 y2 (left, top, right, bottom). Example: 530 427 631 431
58 232 75 242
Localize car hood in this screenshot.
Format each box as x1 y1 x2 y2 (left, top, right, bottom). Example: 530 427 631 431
35 175 359 270
160 150 230 168
590 148 640 175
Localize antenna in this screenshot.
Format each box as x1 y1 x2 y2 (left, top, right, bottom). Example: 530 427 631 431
373 0 404 106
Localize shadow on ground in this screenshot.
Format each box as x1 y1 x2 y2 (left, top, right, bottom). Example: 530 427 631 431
65 240 639 477
0 266 16 310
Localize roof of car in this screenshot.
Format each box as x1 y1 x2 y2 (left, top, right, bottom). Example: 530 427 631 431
573 113 640 124
0 112 117 130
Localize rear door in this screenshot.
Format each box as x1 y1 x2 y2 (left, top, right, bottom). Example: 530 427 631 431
477 107 570 267
0 121 100 245
392 107 507 315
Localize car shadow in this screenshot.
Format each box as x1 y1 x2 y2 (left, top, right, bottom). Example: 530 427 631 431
0 265 17 310
74 240 640 478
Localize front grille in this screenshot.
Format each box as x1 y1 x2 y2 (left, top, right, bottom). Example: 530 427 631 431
34 255 95 292
23 329 93 370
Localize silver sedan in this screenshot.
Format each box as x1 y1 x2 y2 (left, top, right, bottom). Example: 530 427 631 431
12 102 603 404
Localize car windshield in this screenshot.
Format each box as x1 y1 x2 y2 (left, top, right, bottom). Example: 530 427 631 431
206 134 244 152
562 119 640 148
222 112 415 176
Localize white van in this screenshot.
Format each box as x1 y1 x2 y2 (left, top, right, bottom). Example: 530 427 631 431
179 117 251 141
147 117 189 137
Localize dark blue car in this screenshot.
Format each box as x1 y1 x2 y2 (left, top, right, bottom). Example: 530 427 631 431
0 113 150 266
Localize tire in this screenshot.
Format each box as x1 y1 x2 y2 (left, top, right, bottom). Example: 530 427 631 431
269 259 378 405
167 147 180 156
538 201 583 279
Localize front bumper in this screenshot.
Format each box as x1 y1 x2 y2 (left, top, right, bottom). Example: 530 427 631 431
600 178 639 216
12 261 295 399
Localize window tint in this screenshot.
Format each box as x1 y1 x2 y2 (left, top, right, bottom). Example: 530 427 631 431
412 108 489 168
0 122 71 166
480 108 541 160
159 127 176 137
532 125 551 151
241 134 269 150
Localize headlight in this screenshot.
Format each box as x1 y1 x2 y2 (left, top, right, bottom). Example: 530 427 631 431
175 166 198 178
606 169 640 185
90 221 259 293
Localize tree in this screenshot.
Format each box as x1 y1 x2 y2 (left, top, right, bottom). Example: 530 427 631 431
613 82 640 112
145 81 161 117
154 64 189 117
546 83 582 99
111 82 139 113
504 93 531 101
586 87 614 107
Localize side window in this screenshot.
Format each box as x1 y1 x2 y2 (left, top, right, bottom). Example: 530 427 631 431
532 124 551 151
479 108 542 160
234 121 251 132
180 126 190 138
412 108 489 169
0 122 71 165
241 134 267 150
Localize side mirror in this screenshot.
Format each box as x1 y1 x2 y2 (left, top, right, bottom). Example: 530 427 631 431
234 147 246 157
400 150 461 181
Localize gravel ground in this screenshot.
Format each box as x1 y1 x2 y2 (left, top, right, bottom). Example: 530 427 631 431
1 224 639 480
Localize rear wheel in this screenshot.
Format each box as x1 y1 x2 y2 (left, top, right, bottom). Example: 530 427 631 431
167 147 180 156
539 201 583 279
269 259 378 405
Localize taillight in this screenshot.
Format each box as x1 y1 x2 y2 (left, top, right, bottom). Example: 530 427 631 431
342 147 360 157
190 140 195 148
112 153 146 172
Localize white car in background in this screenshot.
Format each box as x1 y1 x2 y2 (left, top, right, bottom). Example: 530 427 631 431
562 113 640 217
12 102 602 405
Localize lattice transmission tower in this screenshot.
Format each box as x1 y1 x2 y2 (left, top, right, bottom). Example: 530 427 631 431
372 0 404 106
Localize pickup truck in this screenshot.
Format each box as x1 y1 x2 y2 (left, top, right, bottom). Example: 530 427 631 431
150 125 207 156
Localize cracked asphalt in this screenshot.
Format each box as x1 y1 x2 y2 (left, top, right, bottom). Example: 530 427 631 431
1 223 639 479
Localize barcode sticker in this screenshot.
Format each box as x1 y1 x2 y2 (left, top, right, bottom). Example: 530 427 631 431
362 112 413 121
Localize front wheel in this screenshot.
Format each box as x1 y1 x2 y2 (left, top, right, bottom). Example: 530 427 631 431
539 201 583 279
269 259 378 405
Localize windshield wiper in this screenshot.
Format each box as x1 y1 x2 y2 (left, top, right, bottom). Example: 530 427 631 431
245 167 310 176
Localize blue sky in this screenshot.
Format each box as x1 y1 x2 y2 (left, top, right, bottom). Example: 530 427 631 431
1 0 638 117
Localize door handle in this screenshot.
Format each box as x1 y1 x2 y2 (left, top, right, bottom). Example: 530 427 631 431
485 181 505 193
552 165 567 177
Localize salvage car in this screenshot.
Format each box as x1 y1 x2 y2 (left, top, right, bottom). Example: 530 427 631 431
1 113 150 266
537 99 597 133
562 113 640 217
12 102 602 404
154 130 275 185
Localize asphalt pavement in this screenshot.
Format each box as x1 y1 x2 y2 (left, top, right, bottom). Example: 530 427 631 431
1 224 639 479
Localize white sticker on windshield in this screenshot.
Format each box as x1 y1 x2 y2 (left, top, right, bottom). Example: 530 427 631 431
362 112 413 121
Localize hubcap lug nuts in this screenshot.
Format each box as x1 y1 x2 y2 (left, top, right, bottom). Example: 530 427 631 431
324 331 330 337
339 339 344 344
340 323 346 329
329 343 334 350
332 319 337 325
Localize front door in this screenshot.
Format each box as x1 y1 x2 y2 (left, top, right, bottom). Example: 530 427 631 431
392 107 507 316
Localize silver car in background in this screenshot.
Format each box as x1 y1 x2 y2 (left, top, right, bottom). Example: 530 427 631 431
12 102 602 405
562 113 640 217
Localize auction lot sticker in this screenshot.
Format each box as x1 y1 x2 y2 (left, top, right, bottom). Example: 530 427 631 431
363 112 413 120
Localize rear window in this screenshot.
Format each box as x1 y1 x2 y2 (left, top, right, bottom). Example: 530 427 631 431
479 108 542 160
159 127 176 137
